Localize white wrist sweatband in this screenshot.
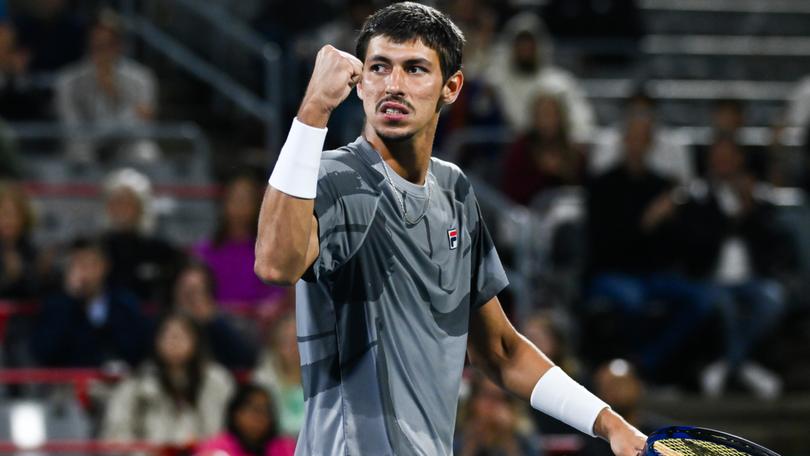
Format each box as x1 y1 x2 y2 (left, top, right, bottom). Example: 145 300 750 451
268 117 328 199
529 366 609 437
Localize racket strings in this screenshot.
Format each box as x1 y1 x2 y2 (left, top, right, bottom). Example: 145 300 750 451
654 438 750 456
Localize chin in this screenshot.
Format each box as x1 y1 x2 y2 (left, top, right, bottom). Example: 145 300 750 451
374 127 415 143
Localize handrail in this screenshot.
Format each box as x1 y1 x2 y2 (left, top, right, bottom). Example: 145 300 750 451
118 0 282 154
640 0 810 14
643 35 810 56
0 440 174 455
8 121 213 180
582 79 794 101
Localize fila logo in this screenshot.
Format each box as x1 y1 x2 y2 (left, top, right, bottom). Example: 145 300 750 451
447 228 459 250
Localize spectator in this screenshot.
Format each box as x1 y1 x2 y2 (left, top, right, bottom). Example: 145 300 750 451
454 373 542 456
584 114 716 380
0 180 37 299
30 238 150 367
11 0 85 72
173 260 259 369
695 98 768 179
253 313 303 438
101 168 184 304
103 313 234 446
196 383 296 456
590 89 694 184
501 90 584 205
194 172 288 308
675 136 792 399
522 310 583 436
580 360 668 456
56 10 158 163
484 12 595 143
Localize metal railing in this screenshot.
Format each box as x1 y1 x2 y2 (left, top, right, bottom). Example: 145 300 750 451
117 0 283 154
9 121 212 180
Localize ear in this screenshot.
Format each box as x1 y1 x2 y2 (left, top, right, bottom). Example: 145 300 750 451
440 71 464 105
356 73 365 101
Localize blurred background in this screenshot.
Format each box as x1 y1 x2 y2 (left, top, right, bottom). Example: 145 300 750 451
0 0 809 454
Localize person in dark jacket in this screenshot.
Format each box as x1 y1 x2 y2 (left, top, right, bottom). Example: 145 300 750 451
172 260 258 369
674 136 793 398
30 238 150 367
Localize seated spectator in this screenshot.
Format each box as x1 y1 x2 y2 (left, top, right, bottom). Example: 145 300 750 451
454 373 542 456
101 168 184 304
30 238 150 367
194 172 288 308
0 180 37 299
590 89 694 184
501 90 584 205
103 313 234 446
173 260 259 369
674 136 793 398
580 360 668 456
11 0 85 72
484 12 595 143
585 114 716 381
522 310 584 436
695 98 768 179
196 383 296 456
253 313 303 438
56 11 158 163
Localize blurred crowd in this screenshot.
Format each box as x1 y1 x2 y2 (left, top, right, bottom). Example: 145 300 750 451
1 0 810 454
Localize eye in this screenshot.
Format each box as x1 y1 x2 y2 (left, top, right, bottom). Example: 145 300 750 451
369 63 387 73
407 66 428 74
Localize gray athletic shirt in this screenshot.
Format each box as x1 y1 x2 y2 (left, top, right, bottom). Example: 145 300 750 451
294 136 509 455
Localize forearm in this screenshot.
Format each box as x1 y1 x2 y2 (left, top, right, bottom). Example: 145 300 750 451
484 333 555 401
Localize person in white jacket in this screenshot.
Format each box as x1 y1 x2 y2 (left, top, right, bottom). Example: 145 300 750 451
484 12 595 144
102 313 234 447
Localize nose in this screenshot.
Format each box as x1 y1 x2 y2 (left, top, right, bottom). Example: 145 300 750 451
385 67 405 97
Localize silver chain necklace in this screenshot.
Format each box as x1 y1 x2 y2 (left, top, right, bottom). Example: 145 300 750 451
380 159 432 225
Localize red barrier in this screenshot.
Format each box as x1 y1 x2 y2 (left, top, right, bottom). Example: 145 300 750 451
0 440 193 455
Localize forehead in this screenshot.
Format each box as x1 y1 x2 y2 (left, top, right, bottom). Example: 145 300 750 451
364 35 441 66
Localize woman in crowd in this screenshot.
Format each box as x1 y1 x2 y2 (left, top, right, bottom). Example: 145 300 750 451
193 172 287 308
102 313 234 446
501 91 584 206
196 383 296 456
0 180 37 299
253 313 304 437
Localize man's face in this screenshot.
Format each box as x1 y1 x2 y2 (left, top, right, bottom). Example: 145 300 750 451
90 25 120 66
357 36 461 143
65 248 108 300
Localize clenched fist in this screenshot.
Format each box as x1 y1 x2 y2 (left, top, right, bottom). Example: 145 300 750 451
298 45 364 128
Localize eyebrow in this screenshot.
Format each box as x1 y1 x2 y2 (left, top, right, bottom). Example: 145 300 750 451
367 55 434 67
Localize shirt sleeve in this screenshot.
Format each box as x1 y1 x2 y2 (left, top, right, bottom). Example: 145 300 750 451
307 155 374 281
466 185 509 309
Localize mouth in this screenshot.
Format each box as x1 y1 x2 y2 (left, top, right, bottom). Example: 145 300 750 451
378 101 411 122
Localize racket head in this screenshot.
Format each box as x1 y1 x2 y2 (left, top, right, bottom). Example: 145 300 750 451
643 426 781 456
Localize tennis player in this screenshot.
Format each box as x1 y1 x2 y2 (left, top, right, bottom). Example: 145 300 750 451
255 3 646 455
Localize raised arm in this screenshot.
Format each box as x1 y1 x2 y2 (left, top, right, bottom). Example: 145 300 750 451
468 297 646 456
254 46 363 286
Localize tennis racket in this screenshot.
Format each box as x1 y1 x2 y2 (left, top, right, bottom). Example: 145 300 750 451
643 426 781 456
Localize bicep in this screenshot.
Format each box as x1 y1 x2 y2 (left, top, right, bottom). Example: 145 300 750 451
467 297 517 369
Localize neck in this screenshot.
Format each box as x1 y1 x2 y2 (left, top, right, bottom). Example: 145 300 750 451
363 121 436 185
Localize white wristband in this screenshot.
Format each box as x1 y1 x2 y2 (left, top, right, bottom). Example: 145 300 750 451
529 366 609 437
268 117 328 199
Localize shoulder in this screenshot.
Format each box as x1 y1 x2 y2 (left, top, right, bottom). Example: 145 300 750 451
318 142 384 198
118 59 156 82
203 363 236 390
430 157 472 199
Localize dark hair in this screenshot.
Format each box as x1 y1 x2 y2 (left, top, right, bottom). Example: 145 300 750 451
355 2 465 82
226 383 279 454
212 172 263 247
69 237 108 260
152 312 207 405
173 259 218 299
